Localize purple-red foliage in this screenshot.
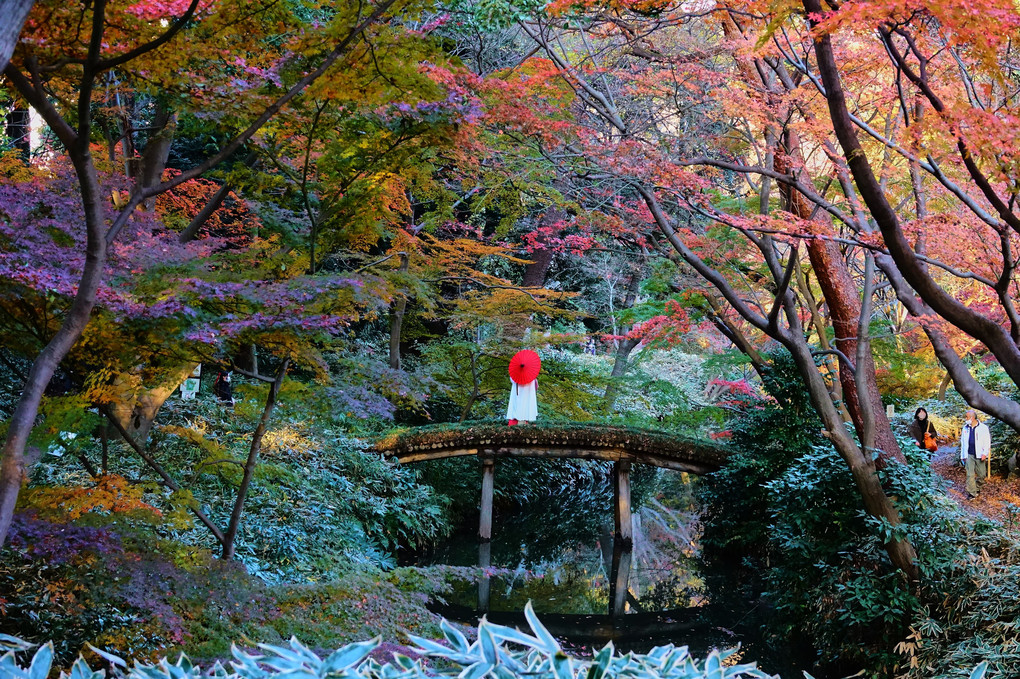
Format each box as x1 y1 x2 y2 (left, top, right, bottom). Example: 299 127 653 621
156 169 257 249
0 164 217 320
329 385 398 420
4 510 273 648
0 164 385 351
7 511 122 564
111 549 271 643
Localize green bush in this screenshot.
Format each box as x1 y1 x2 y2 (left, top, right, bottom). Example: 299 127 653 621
699 353 824 562
0 602 799 679
699 353 935 676
699 352 1020 678
1 509 460 668
28 393 450 582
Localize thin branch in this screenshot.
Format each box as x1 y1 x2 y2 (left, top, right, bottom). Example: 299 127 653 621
102 407 227 544
105 0 397 244
426 276 565 309
97 0 201 70
768 244 799 329
811 348 857 373
356 251 405 273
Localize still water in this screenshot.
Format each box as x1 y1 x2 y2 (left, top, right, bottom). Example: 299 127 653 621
405 460 757 657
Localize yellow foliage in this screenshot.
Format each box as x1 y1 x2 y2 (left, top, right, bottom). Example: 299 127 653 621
21 474 163 521
262 426 318 461
0 150 41 182
161 425 242 481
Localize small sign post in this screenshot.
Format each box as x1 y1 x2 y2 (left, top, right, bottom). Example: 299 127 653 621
180 365 202 400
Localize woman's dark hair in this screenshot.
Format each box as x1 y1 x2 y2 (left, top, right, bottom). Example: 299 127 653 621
914 407 928 420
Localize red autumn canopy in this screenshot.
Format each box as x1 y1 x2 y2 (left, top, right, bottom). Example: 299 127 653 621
508 349 541 385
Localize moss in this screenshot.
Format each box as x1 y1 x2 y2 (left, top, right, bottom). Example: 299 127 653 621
375 420 731 468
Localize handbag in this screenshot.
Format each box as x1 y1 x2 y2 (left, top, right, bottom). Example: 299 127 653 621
923 430 938 453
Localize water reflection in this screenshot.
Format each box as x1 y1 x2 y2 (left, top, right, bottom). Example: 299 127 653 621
476 529 638 618
477 541 491 612
608 538 631 618
422 491 712 648
409 459 820 676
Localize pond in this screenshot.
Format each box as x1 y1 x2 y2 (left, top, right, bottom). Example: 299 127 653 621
403 459 790 669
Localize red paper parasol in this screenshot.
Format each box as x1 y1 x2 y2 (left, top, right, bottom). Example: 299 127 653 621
509 350 541 385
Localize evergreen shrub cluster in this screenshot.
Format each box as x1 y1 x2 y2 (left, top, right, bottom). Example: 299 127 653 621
698 354 1020 678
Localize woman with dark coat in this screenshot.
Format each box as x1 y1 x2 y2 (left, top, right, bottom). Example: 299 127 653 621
908 407 938 450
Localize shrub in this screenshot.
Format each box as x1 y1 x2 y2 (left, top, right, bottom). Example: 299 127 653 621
700 352 1018 678
0 511 271 665
1 510 458 668
699 353 957 677
699 353 823 562
0 602 795 679
27 394 450 582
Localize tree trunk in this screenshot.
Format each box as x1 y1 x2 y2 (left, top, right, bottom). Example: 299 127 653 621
105 363 197 445
604 337 639 411
521 205 565 288
101 421 109 474
937 372 952 401
0 0 34 74
805 239 902 464
876 253 1020 428
775 140 902 464
0 147 107 548
460 353 481 423
603 269 643 410
389 253 409 370
136 100 175 209
796 262 852 422
179 182 231 242
221 359 289 560
637 184 919 580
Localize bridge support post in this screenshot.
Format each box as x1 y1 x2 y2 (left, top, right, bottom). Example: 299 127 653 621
477 541 491 612
608 538 632 617
479 457 495 542
613 460 632 544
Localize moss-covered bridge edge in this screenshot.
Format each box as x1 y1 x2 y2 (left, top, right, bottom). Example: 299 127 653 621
373 421 732 474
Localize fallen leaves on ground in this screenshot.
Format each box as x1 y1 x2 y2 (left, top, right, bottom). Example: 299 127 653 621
930 445 1020 524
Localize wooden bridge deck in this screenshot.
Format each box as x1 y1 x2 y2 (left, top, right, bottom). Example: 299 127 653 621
374 422 731 474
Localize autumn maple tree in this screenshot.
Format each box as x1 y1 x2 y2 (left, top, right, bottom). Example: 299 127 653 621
0 0 424 547
441 1 924 574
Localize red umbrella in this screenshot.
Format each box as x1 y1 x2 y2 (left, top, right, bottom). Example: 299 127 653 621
509 350 541 385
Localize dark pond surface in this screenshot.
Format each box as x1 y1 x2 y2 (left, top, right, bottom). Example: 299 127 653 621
402 461 803 673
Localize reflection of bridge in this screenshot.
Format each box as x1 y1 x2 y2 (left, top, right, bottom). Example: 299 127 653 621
376 422 730 619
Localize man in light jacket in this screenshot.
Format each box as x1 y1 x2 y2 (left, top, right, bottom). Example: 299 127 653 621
960 409 992 499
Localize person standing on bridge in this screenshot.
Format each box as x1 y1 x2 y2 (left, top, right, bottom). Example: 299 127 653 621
507 349 540 425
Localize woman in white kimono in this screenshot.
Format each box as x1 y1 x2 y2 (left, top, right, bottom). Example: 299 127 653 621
506 378 537 424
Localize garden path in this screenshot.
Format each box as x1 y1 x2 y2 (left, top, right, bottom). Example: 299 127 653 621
931 445 1020 522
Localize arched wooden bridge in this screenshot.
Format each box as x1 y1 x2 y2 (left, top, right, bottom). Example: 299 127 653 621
375 422 730 473
376 422 731 616
377 422 730 616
